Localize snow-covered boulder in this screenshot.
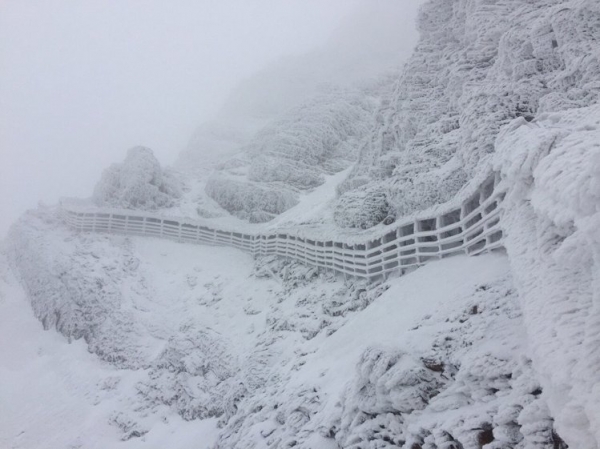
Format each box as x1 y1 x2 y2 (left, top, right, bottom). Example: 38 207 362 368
93 146 181 210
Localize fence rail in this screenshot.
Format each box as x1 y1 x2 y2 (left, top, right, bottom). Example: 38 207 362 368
60 173 505 281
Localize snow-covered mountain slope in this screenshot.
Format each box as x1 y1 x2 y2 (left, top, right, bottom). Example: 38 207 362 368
176 1 421 177
0 253 221 449
170 0 600 231
170 2 421 225
5 207 567 448
336 0 600 228
204 87 380 223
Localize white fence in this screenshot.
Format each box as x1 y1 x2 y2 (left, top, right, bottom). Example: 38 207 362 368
60 173 505 281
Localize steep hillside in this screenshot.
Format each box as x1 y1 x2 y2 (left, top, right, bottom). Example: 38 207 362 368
176 1 420 176
173 2 420 224
177 0 600 230
336 0 600 228
6 207 564 448
205 87 381 223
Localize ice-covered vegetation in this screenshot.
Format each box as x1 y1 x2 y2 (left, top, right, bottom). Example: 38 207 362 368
205 88 380 222
205 176 299 223
93 146 182 210
333 183 392 230
336 0 600 227
176 1 419 175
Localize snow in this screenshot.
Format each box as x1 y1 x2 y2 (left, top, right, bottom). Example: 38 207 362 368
0 253 220 449
3 0 600 447
300 253 510 393
265 166 353 229
495 104 600 449
7 203 561 448
93 146 182 211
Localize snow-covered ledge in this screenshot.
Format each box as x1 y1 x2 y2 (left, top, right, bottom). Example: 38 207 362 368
59 173 505 281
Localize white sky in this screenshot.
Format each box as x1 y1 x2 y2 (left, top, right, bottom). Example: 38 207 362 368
0 0 420 237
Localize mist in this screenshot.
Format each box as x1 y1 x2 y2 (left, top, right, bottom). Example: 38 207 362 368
0 0 421 237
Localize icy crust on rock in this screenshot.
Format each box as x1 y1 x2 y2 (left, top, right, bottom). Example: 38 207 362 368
205 87 381 223
93 146 182 210
336 0 600 228
494 104 600 449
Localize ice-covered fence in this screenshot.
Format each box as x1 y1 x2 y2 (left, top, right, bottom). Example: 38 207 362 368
60 173 505 280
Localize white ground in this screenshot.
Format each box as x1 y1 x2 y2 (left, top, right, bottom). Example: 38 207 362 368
0 252 221 449
0 228 518 448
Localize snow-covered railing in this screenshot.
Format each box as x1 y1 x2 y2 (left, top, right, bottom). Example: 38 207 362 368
60 173 505 281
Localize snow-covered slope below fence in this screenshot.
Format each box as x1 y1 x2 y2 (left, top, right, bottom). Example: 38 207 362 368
0 253 221 449
4 209 572 447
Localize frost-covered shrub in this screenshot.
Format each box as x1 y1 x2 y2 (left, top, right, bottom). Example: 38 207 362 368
387 165 469 218
6 207 153 368
137 322 238 420
345 348 442 415
334 184 391 229
336 174 370 197
248 158 324 190
205 176 298 223
93 146 181 210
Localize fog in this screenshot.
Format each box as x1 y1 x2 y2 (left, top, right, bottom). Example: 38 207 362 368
0 0 421 237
